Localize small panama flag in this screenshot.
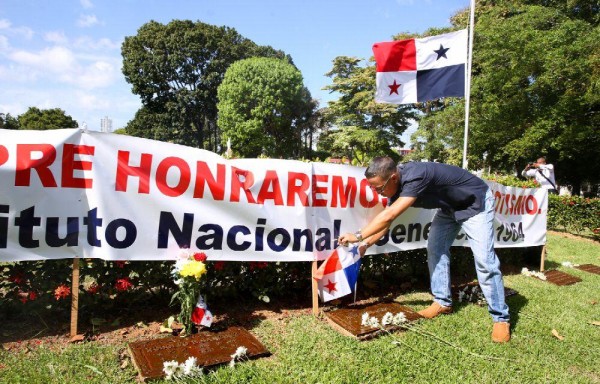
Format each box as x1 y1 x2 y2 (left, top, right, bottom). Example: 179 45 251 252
314 245 362 302
373 29 468 104
191 294 213 327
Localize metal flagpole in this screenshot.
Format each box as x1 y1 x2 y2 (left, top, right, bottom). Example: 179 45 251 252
462 0 476 169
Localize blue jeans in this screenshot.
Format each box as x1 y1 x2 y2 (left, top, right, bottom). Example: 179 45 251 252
426 189 510 323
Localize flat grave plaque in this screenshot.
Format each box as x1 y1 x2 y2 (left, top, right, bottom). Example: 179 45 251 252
543 270 582 286
324 302 422 340
128 326 270 381
575 264 600 275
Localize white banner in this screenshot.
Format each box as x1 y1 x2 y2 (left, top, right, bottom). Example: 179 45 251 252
0 129 547 262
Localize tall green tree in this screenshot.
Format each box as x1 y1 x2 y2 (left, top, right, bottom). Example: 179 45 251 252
318 56 416 163
0 113 20 130
412 1 599 192
124 106 179 143
217 57 315 158
17 107 78 130
121 20 288 151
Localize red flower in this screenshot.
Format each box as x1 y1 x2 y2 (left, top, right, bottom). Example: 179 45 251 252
193 252 207 262
214 261 225 271
114 261 126 268
54 284 71 300
87 282 100 294
8 272 25 285
18 290 28 304
115 277 133 292
28 291 38 301
250 262 268 271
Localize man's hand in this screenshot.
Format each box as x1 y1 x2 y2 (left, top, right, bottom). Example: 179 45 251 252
338 232 358 246
358 242 369 257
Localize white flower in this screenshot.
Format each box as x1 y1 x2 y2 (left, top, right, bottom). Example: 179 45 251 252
392 312 407 325
183 357 198 375
368 316 380 328
522 268 534 277
178 250 192 260
229 346 249 368
174 363 185 378
381 312 394 326
163 360 179 380
537 272 547 281
521 267 546 280
174 259 188 273
561 261 579 268
259 295 270 303
361 312 370 326
231 346 248 360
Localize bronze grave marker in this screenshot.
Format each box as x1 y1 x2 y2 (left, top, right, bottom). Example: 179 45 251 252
543 270 582 286
128 326 270 381
575 264 600 275
324 302 422 340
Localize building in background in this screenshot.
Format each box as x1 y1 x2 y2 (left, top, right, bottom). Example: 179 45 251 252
100 116 113 133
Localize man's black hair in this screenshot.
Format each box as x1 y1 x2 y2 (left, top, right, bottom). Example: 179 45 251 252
365 156 396 179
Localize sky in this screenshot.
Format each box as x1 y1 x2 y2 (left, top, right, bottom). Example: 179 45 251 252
0 0 470 139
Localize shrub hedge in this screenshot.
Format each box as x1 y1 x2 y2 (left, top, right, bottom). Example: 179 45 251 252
547 194 600 238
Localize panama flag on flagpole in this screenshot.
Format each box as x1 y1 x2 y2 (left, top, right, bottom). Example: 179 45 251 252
314 245 362 302
373 29 468 104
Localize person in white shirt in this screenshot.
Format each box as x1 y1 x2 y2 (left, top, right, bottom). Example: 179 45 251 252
522 157 558 194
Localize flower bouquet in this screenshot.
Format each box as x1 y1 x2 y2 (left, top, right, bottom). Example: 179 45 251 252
171 250 212 335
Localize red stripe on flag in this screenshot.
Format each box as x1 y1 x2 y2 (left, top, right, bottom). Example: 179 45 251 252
373 39 417 72
314 249 342 280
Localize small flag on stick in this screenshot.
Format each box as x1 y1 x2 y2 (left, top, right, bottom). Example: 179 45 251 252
314 245 362 302
191 294 213 327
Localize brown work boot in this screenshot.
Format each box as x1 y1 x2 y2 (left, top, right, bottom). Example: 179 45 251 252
492 322 511 343
418 302 453 319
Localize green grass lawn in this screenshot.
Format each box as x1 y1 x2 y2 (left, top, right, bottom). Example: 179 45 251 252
1 233 599 384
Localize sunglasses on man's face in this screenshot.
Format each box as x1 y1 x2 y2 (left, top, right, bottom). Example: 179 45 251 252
371 174 392 194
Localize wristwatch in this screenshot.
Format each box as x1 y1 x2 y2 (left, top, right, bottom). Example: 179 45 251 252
354 230 363 242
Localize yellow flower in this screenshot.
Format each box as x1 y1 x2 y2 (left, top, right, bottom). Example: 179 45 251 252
179 261 207 280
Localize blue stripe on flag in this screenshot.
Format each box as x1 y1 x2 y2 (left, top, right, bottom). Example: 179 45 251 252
416 64 465 102
343 258 361 290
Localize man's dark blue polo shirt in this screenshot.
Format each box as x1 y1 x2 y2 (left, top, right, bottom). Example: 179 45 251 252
388 162 489 221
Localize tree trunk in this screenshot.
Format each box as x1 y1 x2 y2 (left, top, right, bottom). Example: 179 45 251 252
193 115 204 149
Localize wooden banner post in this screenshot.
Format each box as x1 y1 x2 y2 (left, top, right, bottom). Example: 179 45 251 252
540 245 547 272
70 257 80 338
311 260 319 316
